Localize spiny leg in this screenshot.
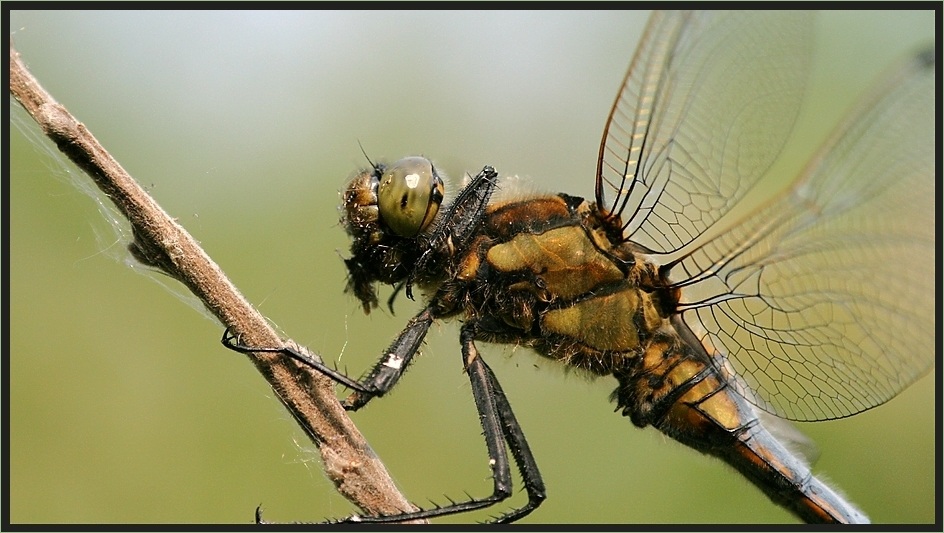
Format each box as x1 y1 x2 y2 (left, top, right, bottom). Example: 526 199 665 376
316 322 546 523
406 165 498 299
473 344 546 523
220 304 434 410
340 306 434 410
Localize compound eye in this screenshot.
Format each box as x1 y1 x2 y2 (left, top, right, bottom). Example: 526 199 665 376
378 156 445 237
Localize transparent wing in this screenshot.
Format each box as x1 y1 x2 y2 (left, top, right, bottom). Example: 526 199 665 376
671 48 935 421
596 11 815 254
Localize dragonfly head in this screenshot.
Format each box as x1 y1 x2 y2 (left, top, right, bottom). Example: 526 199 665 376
340 156 446 312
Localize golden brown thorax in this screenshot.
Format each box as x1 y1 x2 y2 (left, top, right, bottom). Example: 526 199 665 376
448 193 675 376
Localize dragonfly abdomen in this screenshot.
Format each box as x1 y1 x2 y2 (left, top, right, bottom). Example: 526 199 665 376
612 322 870 524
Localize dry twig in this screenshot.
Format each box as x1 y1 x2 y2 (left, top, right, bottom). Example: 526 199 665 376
9 39 418 523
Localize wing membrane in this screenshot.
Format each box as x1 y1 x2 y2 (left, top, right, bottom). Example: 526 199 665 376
671 48 935 421
596 11 814 254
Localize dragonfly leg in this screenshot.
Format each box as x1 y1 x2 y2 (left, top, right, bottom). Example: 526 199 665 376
461 324 547 523
406 166 498 299
219 303 435 411
312 322 546 523
339 305 434 410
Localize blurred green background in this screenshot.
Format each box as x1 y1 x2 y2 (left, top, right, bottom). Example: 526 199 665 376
10 10 936 525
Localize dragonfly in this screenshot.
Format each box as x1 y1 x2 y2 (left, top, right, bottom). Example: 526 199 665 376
223 10 934 524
